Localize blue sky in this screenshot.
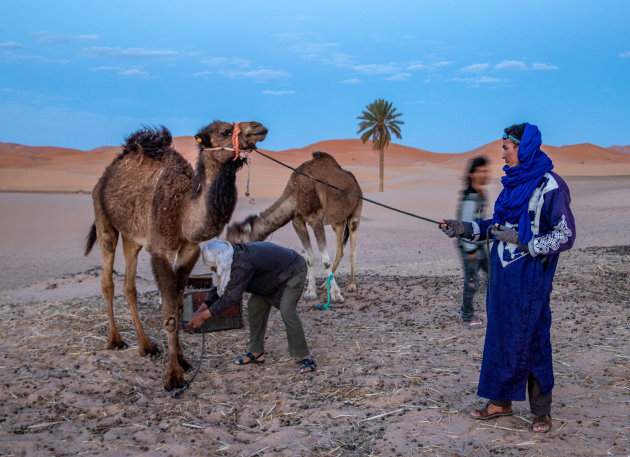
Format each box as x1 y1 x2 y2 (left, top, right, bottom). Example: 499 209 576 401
1 1 629 153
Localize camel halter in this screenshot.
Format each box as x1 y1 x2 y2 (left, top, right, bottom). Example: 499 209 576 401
200 121 255 202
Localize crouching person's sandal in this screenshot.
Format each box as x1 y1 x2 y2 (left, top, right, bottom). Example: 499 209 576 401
470 401 513 420
298 357 316 373
234 352 265 365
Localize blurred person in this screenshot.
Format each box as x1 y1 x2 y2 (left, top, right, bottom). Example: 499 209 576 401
456 156 490 327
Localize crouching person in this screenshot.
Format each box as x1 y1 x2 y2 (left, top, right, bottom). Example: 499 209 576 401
186 239 316 373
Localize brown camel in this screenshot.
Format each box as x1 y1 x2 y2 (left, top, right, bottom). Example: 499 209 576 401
84 121 267 391
226 151 362 303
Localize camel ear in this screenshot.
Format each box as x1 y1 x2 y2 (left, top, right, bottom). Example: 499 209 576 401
243 223 251 234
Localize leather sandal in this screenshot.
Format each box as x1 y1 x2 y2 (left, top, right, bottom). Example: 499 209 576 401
470 401 513 420
531 414 552 433
234 352 264 365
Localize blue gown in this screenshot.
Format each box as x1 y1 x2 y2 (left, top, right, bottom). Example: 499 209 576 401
474 171 575 401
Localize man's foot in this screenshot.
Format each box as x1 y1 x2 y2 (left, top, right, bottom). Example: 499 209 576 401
233 352 265 365
470 401 513 420
531 414 552 433
461 318 484 327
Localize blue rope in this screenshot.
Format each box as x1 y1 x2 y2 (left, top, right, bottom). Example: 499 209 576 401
315 274 335 310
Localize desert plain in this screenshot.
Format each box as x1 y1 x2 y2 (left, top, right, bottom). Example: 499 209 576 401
0 136 629 456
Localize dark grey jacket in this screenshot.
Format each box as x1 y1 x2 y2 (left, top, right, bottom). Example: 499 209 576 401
205 241 305 315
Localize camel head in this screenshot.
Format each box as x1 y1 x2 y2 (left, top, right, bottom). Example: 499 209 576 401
226 214 257 243
194 121 267 164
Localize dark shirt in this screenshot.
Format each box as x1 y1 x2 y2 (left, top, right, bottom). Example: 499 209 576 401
205 241 305 315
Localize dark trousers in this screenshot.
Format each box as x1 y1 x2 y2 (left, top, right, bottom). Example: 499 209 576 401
491 374 552 416
247 260 310 359
459 248 488 321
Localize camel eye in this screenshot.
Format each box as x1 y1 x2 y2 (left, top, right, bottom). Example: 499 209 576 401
222 130 231 137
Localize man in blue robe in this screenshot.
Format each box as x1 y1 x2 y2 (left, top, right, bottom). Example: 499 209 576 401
440 123 576 433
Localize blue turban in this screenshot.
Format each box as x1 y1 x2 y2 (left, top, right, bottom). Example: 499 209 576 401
491 123 554 244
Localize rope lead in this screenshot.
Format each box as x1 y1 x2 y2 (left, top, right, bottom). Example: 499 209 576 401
315 274 335 310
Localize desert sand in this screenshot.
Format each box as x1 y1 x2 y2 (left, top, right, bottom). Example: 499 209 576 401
0 137 628 456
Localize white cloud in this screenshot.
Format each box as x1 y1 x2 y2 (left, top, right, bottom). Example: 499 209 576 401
118 69 150 78
0 42 24 49
201 57 251 68
341 78 361 84
532 62 559 70
387 72 412 81
619 51 630 58
407 62 431 71
3 52 70 64
453 76 503 85
262 90 295 96
432 61 453 67
495 60 527 71
191 70 213 77
460 63 490 73
293 42 339 55
353 63 400 74
219 69 291 81
82 47 177 59
89 65 150 78
33 32 98 44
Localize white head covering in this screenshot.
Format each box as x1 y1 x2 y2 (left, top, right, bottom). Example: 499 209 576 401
201 239 234 296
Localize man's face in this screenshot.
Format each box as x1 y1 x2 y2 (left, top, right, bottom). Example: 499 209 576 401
502 139 520 168
470 165 490 187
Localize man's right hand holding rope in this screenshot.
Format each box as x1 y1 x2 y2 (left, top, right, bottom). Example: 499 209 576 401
439 219 474 239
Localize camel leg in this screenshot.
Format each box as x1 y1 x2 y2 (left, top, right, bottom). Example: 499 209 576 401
292 216 317 300
172 241 201 371
330 221 346 274
311 221 343 303
122 236 159 357
96 222 126 350
150 253 185 391
347 203 362 293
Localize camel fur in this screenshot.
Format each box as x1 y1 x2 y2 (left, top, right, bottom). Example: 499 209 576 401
226 151 362 303
84 121 267 391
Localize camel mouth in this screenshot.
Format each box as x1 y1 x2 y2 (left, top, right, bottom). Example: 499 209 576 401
240 127 268 149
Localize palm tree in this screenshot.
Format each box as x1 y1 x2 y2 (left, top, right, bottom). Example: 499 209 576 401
357 98 404 192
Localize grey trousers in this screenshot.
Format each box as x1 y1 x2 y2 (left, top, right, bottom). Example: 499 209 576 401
491 374 552 416
247 260 310 359
459 247 488 321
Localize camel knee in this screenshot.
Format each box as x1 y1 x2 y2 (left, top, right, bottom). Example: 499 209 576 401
163 317 177 333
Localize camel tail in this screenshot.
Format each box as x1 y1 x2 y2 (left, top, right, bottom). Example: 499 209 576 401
84 223 97 256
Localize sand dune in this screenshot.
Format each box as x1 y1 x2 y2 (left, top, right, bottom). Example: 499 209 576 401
1 138 629 194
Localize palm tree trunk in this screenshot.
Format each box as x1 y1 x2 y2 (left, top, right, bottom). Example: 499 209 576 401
379 147 384 192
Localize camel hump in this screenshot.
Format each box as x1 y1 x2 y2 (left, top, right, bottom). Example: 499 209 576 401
123 125 173 159
311 151 337 162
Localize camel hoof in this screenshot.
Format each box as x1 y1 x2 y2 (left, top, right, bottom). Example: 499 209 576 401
164 369 186 391
347 283 357 293
107 340 127 350
179 358 192 372
331 292 345 303
304 290 317 300
139 341 160 357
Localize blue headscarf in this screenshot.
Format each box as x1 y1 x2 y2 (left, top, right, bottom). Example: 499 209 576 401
491 123 554 244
